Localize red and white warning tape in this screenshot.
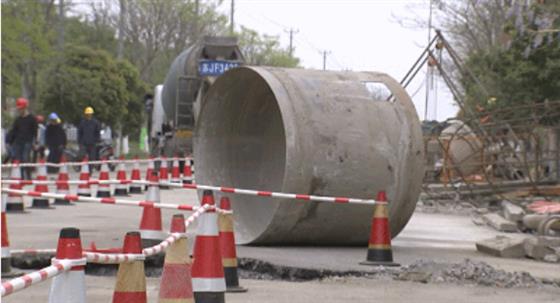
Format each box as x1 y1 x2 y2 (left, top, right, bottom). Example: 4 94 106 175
1 157 192 168
161 181 378 206
83 252 145 264
143 204 209 256
0 188 231 214
0 258 83 296
1 179 133 186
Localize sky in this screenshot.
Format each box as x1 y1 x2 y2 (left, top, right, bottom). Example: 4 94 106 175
218 0 458 121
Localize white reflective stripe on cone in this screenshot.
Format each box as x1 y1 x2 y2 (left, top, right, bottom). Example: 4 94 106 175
48 270 86 303
140 229 168 240
197 213 219 236
2 247 9 257
192 278 226 292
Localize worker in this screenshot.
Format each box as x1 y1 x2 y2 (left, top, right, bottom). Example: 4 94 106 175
8 98 38 179
45 113 67 167
78 106 101 162
33 115 46 162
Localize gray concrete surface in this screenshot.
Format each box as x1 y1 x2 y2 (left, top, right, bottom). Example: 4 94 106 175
2 168 560 302
3 275 560 303
2 172 559 279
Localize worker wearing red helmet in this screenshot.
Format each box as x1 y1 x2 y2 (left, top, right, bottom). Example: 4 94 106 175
7 98 38 179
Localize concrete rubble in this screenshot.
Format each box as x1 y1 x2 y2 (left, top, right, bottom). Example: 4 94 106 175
481 213 518 232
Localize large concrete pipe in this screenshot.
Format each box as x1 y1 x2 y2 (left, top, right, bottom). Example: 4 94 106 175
194 67 424 245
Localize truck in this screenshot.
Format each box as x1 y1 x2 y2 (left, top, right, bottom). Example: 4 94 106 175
149 36 245 156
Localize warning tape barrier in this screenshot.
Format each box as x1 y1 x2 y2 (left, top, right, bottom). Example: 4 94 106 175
1 179 134 186
0 188 231 214
1 156 192 168
161 181 378 206
1 178 377 206
1 206 209 297
0 259 79 296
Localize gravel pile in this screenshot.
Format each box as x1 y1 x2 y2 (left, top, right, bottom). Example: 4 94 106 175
398 259 547 288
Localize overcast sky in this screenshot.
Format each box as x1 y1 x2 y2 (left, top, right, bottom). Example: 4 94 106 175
219 0 458 121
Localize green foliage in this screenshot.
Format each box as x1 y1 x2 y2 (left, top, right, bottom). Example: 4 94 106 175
1 0 56 105
41 45 129 129
459 2 560 127
117 60 149 136
65 17 117 57
237 26 299 68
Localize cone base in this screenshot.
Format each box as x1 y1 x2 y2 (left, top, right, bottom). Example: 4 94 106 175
96 191 112 197
159 185 170 190
226 286 248 293
129 187 143 194
114 189 128 196
183 180 193 184
194 292 225 303
54 199 73 205
77 193 91 197
359 260 400 267
141 238 166 249
30 199 54 209
6 203 25 213
2 258 23 277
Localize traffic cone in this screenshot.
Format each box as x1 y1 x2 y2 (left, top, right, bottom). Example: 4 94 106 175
77 157 91 197
192 190 226 302
159 156 170 189
144 156 155 191
182 159 193 184
1 193 22 278
139 173 166 247
48 227 87 303
170 156 181 184
129 156 143 194
158 214 194 303
31 158 52 208
6 160 25 212
114 156 129 196
219 197 247 292
54 155 72 205
97 158 112 198
359 191 399 267
112 231 147 303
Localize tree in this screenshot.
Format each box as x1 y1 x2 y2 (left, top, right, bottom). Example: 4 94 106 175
117 60 149 136
1 0 57 110
41 45 134 129
237 26 299 67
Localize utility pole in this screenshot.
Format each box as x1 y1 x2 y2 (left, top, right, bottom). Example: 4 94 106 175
194 0 199 41
117 0 126 59
57 0 64 52
321 50 331 70
424 0 433 121
230 0 235 35
285 28 299 57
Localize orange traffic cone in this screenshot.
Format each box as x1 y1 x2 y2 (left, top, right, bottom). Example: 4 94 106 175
359 191 399 267
31 158 52 208
159 157 169 189
54 155 72 205
97 158 112 197
170 156 181 184
6 160 25 212
158 214 194 303
219 197 247 292
112 231 147 303
144 156 155 191
129 156 143 194
77 157 91 197
182 159 193 184
192 190 226 302
1 193 22 278
114 156 128 196
139 173 166 247
48 227 87 303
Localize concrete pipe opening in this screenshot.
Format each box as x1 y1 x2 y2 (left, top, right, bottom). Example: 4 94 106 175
194 67 424 245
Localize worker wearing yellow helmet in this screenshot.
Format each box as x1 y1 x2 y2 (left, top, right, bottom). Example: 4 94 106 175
78 106 101 162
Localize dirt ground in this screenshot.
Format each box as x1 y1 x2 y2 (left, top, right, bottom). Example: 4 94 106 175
3 275 560 303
